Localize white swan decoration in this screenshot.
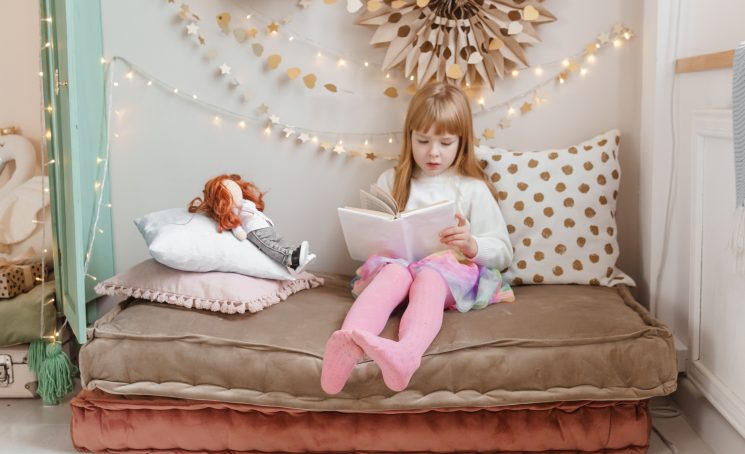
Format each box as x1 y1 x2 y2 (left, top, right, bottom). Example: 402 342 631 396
0 134 52 266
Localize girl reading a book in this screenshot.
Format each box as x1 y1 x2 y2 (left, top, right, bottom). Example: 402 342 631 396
321 82 515 394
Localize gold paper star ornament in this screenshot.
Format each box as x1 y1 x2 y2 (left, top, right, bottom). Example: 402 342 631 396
356 0 556 90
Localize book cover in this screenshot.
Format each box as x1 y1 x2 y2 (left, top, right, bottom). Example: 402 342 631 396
338 185 456 262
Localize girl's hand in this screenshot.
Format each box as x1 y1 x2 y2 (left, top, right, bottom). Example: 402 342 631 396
439 213 478 258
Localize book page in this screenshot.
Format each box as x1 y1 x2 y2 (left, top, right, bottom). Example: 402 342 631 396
359 189 396 216
369 184 399 215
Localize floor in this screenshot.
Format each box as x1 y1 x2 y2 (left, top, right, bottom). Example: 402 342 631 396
0 393 716 454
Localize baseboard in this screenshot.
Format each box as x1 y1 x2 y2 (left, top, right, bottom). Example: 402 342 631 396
673 375 745 454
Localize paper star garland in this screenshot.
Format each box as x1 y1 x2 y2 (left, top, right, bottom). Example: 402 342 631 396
298 0 312 8
297 133 310 143
219 63 231 75
186 23 199 35
269 114 280 124
333 144 346 154
267 22 280 34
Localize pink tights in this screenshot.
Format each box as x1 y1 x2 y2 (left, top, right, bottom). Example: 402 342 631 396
320 263 450 394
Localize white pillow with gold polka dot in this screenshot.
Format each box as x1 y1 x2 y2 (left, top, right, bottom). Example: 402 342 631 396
476 129 634 287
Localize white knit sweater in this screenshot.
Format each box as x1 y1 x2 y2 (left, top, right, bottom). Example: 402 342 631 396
377 167 513 270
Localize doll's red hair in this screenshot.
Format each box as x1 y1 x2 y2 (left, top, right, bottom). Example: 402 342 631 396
188 174 265 233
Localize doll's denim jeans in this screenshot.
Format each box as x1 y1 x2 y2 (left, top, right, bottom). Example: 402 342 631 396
247 227 294 266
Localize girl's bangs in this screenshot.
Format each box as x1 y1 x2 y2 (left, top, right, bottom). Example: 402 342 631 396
410 100 464 136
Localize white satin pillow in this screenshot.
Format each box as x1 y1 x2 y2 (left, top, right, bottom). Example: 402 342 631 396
134 208 294 280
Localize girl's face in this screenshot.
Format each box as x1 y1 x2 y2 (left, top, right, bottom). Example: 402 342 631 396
411 126 460 177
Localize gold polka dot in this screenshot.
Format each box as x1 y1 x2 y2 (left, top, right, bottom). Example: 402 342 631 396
534 193 544 202
514 201 525 211
583 162 594 171
579 183 590 193
605 243 614 254
479 159 488 169
585 208 596 218
534 251 545 261
507 224 516 234
508 164 518 174
597 175 607 185
541 228 552 239
598 139 608 146
601 152 610 163
555 244 567 255
513 277 524 285
589 278 600 286
590 225 599 235
522 238 532 247
584 145 593 151
613 190 618 200
524 217 534 227
562 165 573 175
564 197 575 207
589 254 600 263
577 237 587 247
607 227 614 236
555 182 567 192
606 267 614 278
568 146 578 154
573 260 584 271
615 135 620 145
492 154 502 161
549 152 559 160
517 182 529 191
517 260 527 269
564 218 575 228
543 207 554 217
599 196 608 205
491 173 501 183
552 266 564 276
498 191 508 200
540 171 551 181
528 159 539 168
612 169 619 180
533 274 544 283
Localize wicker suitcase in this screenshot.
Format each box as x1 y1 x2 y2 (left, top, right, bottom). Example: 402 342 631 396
0 344 38 398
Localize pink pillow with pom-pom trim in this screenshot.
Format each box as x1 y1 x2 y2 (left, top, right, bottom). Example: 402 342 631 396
94 259 323 314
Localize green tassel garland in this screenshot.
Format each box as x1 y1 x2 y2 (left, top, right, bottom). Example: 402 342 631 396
36 342 77 405
27 339 47 373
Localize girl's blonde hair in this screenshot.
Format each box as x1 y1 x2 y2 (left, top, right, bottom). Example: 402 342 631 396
392 81 499 209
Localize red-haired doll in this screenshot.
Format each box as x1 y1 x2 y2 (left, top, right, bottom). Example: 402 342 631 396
188 174 315 272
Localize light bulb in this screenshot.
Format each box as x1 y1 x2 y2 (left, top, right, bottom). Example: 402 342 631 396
587 54 596 63
126 71 134 79
613 39 622 48
147 80 153 86
264 126 271 134
388 137 393 143
511 69 519 78
534 67 543 76
580 67 588 76
364 61 369 67
173 88 178 93
364 139 369 145
478 97 485 105
238 121 246 128
311 136 318 143
562 59 570 68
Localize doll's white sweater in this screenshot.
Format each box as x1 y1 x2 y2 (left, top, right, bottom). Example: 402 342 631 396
377 167 513 270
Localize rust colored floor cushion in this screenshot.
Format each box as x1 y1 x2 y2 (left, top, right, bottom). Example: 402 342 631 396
71 389 652 453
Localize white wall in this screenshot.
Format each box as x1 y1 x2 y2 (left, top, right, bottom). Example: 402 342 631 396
101 0 644 276
640 0 745 451
0 0 42 149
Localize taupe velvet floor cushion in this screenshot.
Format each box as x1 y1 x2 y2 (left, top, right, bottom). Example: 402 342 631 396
71 389 652 454
80 274 677 411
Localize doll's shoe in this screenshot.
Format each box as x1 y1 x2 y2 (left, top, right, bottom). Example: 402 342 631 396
291 241 316 273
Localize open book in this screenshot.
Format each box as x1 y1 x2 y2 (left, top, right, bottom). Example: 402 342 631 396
338 184 457 262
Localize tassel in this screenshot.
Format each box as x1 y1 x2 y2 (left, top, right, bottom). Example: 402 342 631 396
36 342 77 405
27 339 47 373
733 206 745 274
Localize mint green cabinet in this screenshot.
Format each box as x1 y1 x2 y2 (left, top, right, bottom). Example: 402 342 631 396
40 0 114 343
